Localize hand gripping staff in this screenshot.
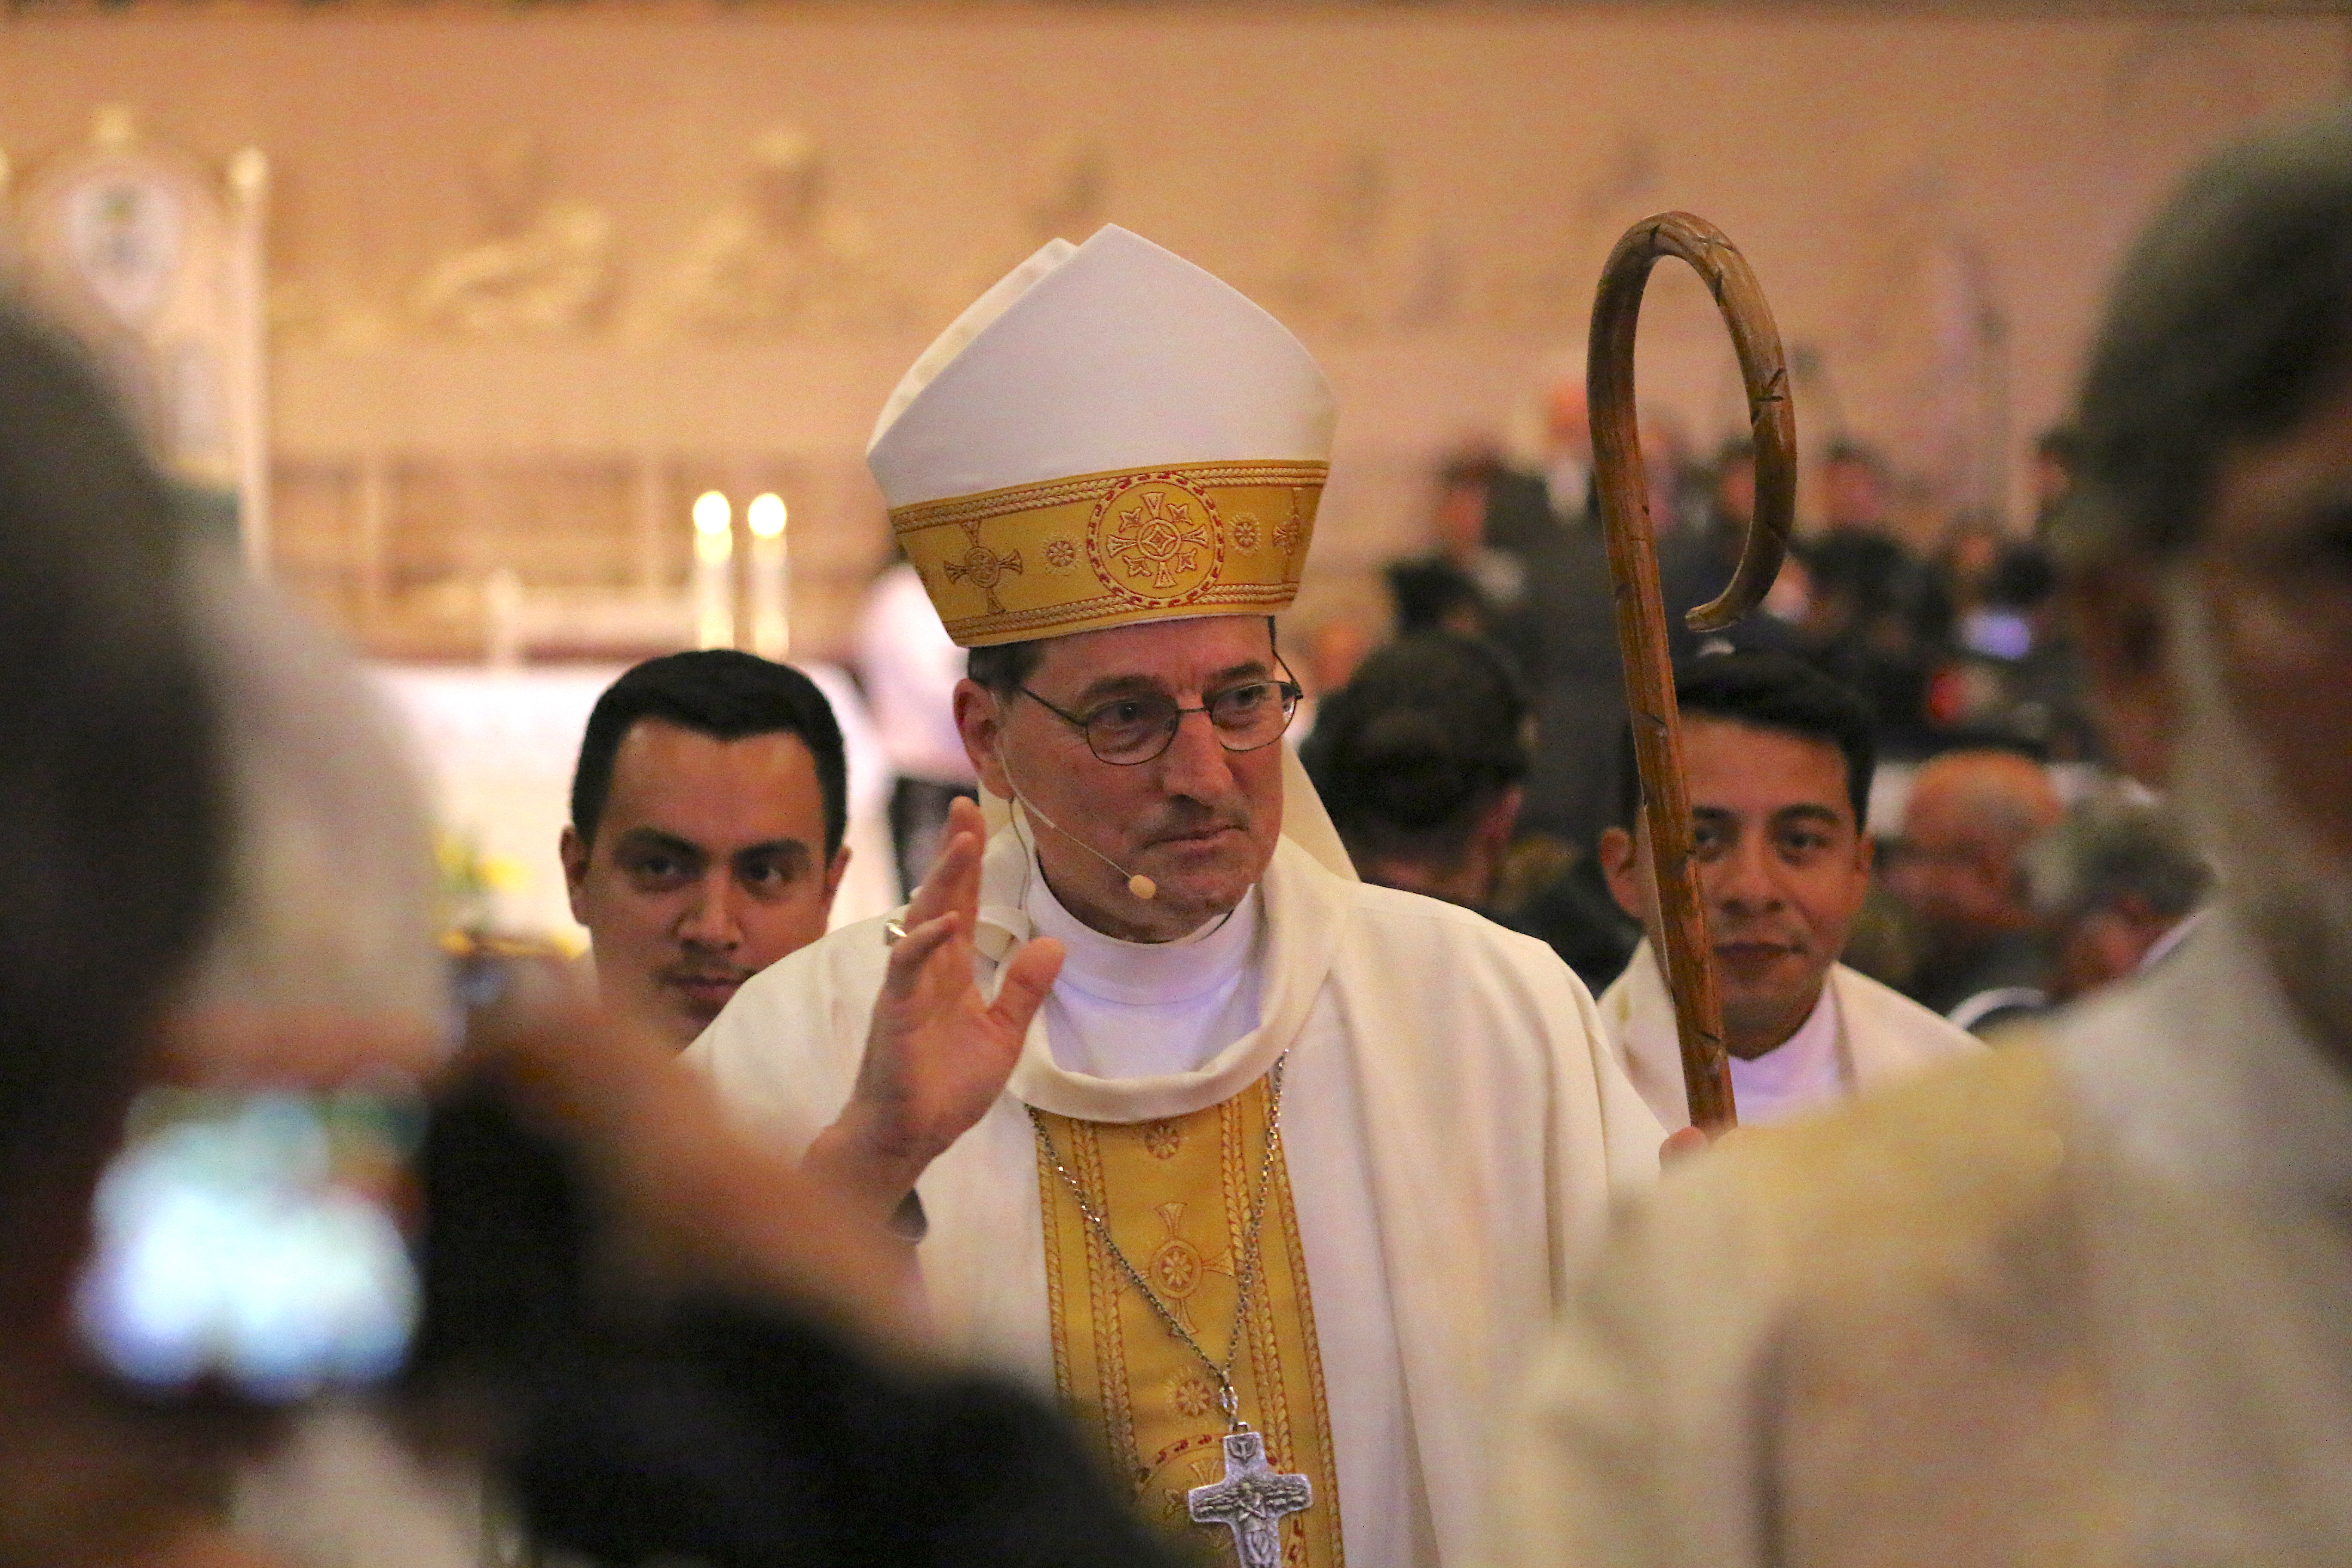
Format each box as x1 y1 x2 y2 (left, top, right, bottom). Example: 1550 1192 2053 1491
1587 212 1797 1134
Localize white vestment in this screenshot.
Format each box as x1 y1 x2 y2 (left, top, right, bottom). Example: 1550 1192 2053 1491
1496 908 2352 1566
1599 938 1984 1131
689 828 1663 1568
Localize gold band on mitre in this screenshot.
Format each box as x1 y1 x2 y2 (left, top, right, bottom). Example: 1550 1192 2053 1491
892 459 1327 649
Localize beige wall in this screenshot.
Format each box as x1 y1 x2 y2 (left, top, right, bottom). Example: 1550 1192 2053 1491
2 6 2342 658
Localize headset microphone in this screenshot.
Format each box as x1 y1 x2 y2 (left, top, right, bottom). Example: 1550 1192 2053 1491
1000 759 1158 901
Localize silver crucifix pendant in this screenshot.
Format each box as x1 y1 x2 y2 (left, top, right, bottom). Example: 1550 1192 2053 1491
1187 1429 1312 1568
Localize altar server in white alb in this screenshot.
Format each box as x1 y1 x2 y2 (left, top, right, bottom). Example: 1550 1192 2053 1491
689 225 1661 1568
1597 652 1980 1131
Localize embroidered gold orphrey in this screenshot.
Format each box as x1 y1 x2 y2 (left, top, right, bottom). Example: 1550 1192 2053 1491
1035 1077 1344 1567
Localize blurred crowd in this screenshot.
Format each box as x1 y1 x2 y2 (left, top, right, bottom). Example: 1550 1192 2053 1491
1293 395 2199 1037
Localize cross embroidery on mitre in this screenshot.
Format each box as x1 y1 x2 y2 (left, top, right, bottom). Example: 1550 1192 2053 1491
940 519 1024 614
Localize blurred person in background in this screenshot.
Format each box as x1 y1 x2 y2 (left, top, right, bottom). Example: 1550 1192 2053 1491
1934 514 2010 650
1922 537 2106 761
855 557 978 897
1287 611 1376 743
2031 423 2083 536
1818 438 1896 535
1660 437 1756 628
1485 376 1593 557
1384 450 1548 685
1989 537 2107 763
1497 378 1639 858
1882 746 2064 1031
1302 634 1528 906
1660 438 1800 658
1596 653 1978 1132
1791 525 1948 757
562 650 851 1050
1494 102 2352 1564
1300 633 1639 990
2027 791 2212 1004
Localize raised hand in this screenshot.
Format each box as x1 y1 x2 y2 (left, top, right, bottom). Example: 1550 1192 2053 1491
804 796 1063 1224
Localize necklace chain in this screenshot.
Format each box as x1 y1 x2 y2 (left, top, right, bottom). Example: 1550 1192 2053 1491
1027 1055 1289 1432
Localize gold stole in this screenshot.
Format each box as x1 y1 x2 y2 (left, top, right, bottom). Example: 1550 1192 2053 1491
1034 1075 1345 1566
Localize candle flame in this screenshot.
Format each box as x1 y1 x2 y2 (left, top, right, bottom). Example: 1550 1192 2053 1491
747 493 787 539
692 491 732 568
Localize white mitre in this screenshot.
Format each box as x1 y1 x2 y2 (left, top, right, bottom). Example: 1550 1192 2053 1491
867 224 1353 877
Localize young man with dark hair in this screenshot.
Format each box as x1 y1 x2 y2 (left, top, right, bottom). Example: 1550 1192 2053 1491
1596 651 1978 1130
563 649 852 1047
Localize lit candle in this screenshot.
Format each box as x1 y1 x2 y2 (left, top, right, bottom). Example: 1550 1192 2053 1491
692 490 735 649
747 491 789 661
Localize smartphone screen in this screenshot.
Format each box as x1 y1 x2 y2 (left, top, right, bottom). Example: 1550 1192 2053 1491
76 1082 428 1401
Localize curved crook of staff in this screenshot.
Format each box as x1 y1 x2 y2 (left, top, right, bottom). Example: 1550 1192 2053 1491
1587 211 1797 1135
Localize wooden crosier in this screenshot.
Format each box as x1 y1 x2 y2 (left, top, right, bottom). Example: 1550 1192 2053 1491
1587 211 1797 1134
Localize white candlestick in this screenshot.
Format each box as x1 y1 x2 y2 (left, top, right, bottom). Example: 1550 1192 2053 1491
692 490 735 649
747 491 789 661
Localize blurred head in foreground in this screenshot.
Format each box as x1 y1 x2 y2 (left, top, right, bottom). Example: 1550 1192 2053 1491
0 304 230 1563
2055 102 2352 1051
1302 634 1528 907
564 651 850 1047
0 290 453 1563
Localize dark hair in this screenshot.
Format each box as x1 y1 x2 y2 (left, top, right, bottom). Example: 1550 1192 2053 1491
1614 652 1876 832
2061 105 2352 564
1822 439 1889 479
1984 542 2059 610
2034 425 2084 467
965 617 1283 699
965 638 1047 698
1302 634 1529 868
571 650 847 856
1437 450 1502 490
0 306 224 1194
1386 558 1487 638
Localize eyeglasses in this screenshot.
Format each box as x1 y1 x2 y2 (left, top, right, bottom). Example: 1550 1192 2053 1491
1019 674 1305 766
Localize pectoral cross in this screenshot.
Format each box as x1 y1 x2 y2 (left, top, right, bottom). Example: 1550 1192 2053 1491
1187 1429 1311 1568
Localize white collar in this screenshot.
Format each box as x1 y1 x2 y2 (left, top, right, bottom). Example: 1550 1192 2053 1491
1726 978 1847 1100
974 827 1355 1123
1023 852 1259 1008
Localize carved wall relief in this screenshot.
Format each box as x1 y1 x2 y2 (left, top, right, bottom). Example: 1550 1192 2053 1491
653 127 907 339
412 130 616 339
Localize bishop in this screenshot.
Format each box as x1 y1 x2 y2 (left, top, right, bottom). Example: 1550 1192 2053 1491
689 225 1663 1568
